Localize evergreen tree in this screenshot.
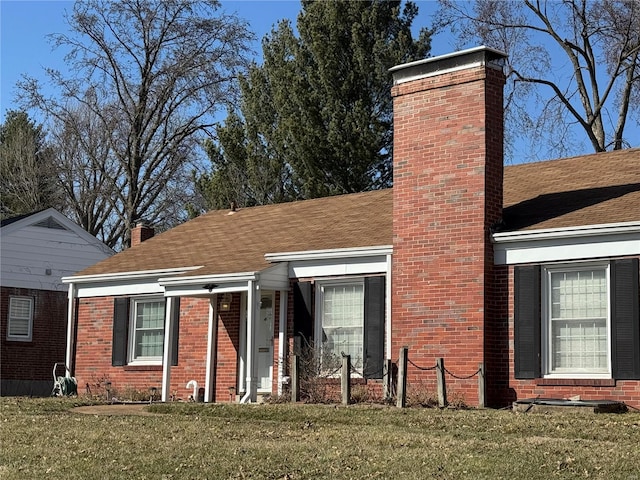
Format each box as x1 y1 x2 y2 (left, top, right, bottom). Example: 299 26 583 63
196 0 431 211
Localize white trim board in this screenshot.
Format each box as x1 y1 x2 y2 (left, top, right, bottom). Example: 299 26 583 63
493 222 640 265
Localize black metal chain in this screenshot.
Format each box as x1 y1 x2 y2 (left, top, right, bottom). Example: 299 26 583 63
407 358 438 371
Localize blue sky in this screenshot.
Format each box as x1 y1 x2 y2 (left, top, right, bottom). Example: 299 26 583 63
0 0 444 116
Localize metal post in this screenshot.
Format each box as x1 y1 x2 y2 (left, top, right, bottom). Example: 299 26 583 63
396 347 408 408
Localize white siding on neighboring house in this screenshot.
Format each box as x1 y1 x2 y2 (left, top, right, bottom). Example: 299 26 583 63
0 209 113 292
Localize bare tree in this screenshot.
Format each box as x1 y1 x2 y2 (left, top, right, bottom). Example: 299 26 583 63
437 0 640 160
19 0 253 248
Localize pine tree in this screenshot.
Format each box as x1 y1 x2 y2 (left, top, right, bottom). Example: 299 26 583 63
196 0 431 211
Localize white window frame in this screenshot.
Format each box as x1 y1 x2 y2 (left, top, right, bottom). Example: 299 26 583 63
541 262 611 379
127 296 165 365
7 296 34 341
315 279 365 375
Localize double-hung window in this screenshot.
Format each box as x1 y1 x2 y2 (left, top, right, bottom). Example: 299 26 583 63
316 281 365 371
515 258 639 380
544 265 609 376
7 296 34 341
129 298 165 363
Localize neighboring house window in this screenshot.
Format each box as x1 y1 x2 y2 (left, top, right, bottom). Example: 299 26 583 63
514 258 640 380
317 281 365 371
7 296 33 341
544 265 609 376
129 298 166 363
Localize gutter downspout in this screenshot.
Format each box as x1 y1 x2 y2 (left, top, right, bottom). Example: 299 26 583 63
65 283 75 377
161 297 175 402
204 295 218 402
277 290 288 396
240 280 257 403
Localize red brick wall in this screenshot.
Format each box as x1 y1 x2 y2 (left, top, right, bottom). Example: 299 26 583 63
505 263 640 410
72 293 255 401
169 297 209 400
215 293 241 401
1 287 68 395
391 61 507 406
73 294 244 400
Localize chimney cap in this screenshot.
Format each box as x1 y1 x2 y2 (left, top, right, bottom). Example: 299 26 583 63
390 45 507 85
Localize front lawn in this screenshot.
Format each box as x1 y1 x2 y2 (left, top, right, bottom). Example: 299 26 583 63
1 398 639 479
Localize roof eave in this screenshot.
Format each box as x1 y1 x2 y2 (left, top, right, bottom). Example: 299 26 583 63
492 221 640 243
265 245 393 263
62 266 203 284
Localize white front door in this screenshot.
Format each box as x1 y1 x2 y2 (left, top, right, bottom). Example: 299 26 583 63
256 292 274 392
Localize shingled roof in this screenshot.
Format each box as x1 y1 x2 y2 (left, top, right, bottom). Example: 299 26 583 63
73 148 639 278
76 189 393 277
503 148 639 231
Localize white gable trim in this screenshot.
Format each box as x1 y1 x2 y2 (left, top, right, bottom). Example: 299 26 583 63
492 222 640 265
1 208 113 257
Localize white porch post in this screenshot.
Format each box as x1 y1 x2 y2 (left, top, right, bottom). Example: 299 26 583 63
241 281 258 403
204 295 218 402
65 283 75 377
385 253 392 360
277 290 288 396
161 297 175 402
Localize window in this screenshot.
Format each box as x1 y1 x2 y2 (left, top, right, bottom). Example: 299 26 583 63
298 277 384 379
544 265 609 376
7 296 33 341
515 259 639 380
129 298 165 363
317 281 365 371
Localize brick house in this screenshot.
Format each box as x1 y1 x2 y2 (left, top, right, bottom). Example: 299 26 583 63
1 208 113 396
62 47 640 408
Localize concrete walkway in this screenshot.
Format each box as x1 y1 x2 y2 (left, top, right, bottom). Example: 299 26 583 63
72 403 159 416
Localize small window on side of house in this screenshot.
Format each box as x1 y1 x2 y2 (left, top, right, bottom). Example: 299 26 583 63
128 297 165 364
7 296 34 341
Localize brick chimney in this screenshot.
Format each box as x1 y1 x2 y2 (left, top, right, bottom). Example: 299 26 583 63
390 47 507 405
131 221 154 247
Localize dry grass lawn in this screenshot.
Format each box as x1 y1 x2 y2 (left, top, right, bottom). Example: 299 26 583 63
1 397 639 479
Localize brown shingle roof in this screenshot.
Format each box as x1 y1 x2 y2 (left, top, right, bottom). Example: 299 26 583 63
74 148 639 278
76 189 393 277
503 148 639 231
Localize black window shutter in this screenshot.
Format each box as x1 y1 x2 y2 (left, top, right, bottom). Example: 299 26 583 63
611 258 640 379
170 298 181 366
363 276 385 379
293 282 313 345
112 297 129 366
514 265 541 379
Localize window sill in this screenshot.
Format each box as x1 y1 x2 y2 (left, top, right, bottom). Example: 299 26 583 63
124 365 163 372
535 378 615 387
